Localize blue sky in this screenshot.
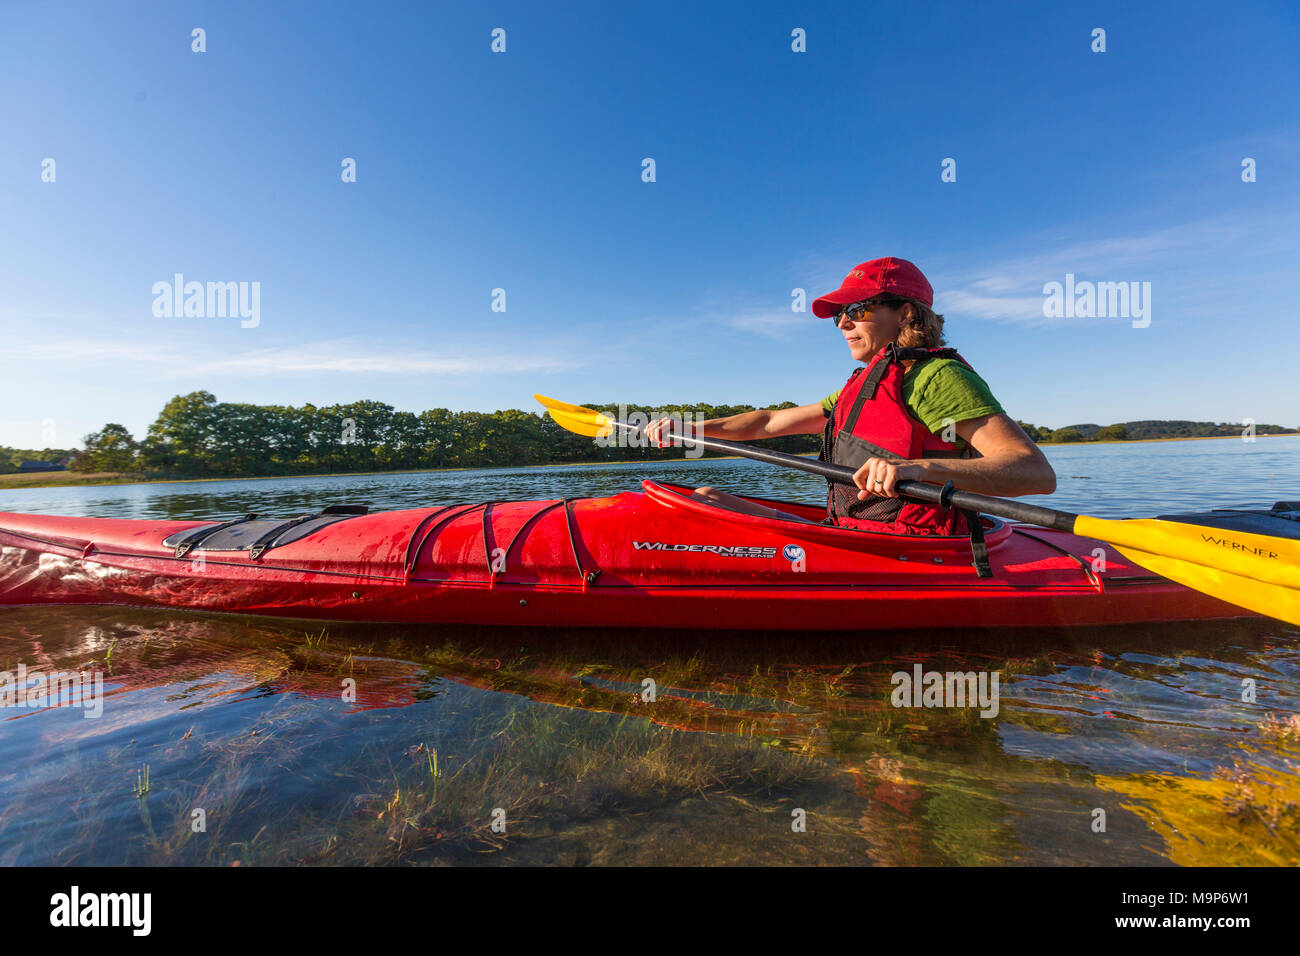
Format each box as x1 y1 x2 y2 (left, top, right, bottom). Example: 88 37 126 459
2 0 1297 450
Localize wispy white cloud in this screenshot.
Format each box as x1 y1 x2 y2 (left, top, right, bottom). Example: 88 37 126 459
931 210 1296 324
4 338 583 376
3 340 177 363
194 342 580 375
720 309 819 340
940 289 1047 323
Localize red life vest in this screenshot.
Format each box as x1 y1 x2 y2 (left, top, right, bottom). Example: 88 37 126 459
820 344 973 536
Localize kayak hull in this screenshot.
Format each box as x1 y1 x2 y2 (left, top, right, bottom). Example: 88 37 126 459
0 481 1254 630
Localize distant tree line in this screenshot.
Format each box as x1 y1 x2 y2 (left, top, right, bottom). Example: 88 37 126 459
52 391 819 478
0 446 77 474
2 392 1293 478
1016 420 1296 444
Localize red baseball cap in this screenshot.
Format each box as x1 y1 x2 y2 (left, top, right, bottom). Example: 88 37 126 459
811 257 934 317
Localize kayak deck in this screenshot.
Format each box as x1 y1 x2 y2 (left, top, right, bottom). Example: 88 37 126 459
0 480 1256 630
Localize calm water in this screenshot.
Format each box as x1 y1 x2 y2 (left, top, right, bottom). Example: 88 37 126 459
1 437 1297 865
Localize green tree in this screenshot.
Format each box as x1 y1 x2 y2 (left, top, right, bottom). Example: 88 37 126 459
141 391 221 476
262 403 316 473
416 409 456 469
1016 421 1047 443
209 402 278 476
69 424 138 472
377 411 426 470
1095 424 1129 441
0 445 76 473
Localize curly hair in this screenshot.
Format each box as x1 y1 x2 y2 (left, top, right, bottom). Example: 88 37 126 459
896 299 946 349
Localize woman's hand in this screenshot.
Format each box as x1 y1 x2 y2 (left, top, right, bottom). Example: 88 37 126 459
852 458 926 500
644 417 679 448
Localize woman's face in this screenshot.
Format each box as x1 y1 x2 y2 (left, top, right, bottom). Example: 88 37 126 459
836 302 904 363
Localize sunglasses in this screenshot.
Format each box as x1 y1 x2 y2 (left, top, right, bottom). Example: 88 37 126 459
833 296 905 322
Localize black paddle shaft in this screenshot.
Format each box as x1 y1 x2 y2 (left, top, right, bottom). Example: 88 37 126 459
641 425 1078 532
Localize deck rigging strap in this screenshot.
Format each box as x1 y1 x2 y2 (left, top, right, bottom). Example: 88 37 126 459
403 503 487 576
488 499 569 577
563 498 600 585
1009 527 1101 588
246 505 367 560
172 514 260 558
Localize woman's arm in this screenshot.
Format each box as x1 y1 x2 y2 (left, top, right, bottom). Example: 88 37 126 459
646 402 826 446
854 413 1057 500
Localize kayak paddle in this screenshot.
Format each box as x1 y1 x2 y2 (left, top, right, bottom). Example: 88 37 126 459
535 394 1299 626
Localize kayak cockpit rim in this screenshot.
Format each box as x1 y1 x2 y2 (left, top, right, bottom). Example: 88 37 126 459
640 480 1010 549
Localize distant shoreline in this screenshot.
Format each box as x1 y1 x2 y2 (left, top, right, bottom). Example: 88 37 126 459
1 432 1295 492
1046 432 1296 447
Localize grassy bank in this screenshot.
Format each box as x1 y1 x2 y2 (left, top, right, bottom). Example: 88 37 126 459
0 470 148 490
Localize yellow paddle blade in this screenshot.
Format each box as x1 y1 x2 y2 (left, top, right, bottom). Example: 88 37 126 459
534 394 616 439
533 393 599 417
1113 546 1300 626
549 407 616 439
1074 516 1300 589
1075 515 1300 625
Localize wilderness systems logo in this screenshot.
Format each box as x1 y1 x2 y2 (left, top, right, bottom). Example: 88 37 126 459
632 541 778 558
0 664 103 718
49 886 151 936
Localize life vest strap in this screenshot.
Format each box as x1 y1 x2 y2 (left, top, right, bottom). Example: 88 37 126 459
843 344 962 433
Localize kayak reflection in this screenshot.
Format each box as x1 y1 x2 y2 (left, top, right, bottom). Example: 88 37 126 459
0 607 1295 866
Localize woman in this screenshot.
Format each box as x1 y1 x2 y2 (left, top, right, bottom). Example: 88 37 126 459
645 257 1056 540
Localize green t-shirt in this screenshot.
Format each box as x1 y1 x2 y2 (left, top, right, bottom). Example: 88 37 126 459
820 358 1005 447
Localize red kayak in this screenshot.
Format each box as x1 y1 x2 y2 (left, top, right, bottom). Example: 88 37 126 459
0 480 1255 630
